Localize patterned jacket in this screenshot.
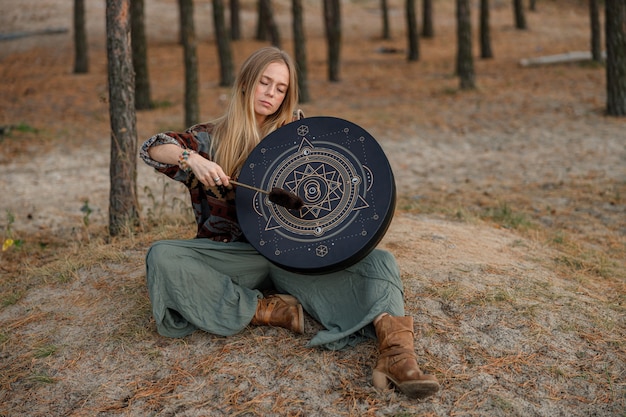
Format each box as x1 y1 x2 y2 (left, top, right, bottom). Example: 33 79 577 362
140 123 243 242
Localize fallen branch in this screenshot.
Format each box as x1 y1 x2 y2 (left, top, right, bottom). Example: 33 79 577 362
0 28 68 41
519 51 605 67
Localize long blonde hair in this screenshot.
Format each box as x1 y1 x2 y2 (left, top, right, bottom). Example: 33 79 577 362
211 47 299 177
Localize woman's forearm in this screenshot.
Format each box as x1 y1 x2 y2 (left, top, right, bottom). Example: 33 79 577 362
147 141 225 187
147 143 184 165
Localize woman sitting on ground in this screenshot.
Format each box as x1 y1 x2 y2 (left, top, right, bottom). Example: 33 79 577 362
140 46 440 400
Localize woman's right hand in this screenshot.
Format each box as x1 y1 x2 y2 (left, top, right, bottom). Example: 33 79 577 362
186 152 230 188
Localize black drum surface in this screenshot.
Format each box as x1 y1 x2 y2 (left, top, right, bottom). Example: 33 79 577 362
236 116 396 274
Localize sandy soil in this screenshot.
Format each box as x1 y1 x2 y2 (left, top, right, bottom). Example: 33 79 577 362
0 0 624 416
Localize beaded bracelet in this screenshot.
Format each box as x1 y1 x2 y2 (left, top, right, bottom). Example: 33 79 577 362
178 149 195 172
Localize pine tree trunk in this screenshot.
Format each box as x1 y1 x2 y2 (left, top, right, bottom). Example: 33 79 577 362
131 0 152 110
605 0 626 116
406 0 419 61
73 0 89 73
589 0 602 63
179 0 198 127
323 0 341 82
292 0 310 103
513 0 527 30
213 0 234 87
105 0 139 236
480 0 493 59
457 0 475 89
256 0 269 41
261 0 281 48
422 0 434 38
230 0 241 40
381 0 390 40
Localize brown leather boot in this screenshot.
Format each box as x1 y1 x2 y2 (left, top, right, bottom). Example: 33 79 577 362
372 314 440 399
251 294 304 334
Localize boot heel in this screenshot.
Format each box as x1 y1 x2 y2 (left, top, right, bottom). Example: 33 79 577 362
372 369 391 390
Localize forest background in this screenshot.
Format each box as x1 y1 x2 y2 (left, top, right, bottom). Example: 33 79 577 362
0 0 625 416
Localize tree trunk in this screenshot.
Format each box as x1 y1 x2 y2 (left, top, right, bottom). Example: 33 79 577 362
381 0 390 40
73 0 89 73
480 0 493 59
131 0 152 110
457 0 475 89
422 0 434 38
605 0 626 116
261 0 281 48
230 0 241 40
513 0 527 30
406 0 419 61
179 0 199 127
323 0 341 82
256 0 269 41
105 0 139 236
292 0 310 103
589 0 602 63
213 0 235 87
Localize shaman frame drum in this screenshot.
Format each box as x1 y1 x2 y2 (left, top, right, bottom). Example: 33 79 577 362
236 116 396 274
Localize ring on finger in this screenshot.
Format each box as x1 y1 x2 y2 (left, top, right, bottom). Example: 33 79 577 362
214 177 221 182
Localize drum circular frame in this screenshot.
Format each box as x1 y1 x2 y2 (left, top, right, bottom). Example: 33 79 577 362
236 116 396 274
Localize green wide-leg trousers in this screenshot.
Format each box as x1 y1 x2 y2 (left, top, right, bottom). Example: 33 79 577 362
145 239 405 349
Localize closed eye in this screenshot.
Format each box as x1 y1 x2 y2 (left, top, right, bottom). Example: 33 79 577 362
260 76 287 94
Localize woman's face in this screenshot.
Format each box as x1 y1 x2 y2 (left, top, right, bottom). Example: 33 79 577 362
253 61 290 125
